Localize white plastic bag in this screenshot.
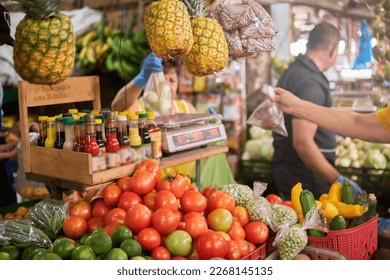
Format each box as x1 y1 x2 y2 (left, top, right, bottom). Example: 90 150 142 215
142 72 172 115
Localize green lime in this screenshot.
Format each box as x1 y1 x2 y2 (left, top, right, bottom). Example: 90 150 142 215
21 245 39 260
111 226 132 247
42 252 62 260
31 248 49 260
0 252 12 260
143 255 154 260
104 248 128 260
92 228 104 235
83 235 93 247
70 245 96 260
120 239 142 259
0 245 21 260
79 233 91 245
51 239 76 259
89 232 112 255
131 256 146 260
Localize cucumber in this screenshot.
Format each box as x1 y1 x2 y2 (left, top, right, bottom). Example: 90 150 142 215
348 193 377 228
329 215 347 230
299 190 326 237
341 180 357 205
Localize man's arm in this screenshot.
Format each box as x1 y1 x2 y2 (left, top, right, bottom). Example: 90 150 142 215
111 80 143 112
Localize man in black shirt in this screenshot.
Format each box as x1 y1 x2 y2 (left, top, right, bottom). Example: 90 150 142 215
272 22 359 200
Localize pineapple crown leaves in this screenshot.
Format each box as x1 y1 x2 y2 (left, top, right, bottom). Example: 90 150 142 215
15 0 64 19
182 0 210 18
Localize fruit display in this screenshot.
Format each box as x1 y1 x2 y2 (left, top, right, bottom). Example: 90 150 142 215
12 0 75 85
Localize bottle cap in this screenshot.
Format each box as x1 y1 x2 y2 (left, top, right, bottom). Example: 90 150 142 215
130 114 139 120
139 113 148 119
117 115 127 122
63 117 75 125
55 117 64 122
84 114 95 124
62 113 72 118
95 119 102 125
47 117 56 122
68 109 78 114
147 112 155 120
38 116 48 121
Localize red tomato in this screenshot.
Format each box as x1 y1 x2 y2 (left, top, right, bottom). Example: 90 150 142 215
226 220 246 240
151 246 171 260
196 231 228 260
173 210 182 224
171 256 187 260
184 217 208 239
87 216 105 233
236 239 251 256
201 187 216 199
130 170 155 195
207 208 233 232
183 211 207 223
103 183 123 207
135 160 160 183
142 191 156 211
137 227 161 251
103 222 122 236
124 204 152 233
225 240 241 260
156 173 187 199
69 200 92 220
244 221 269 245
116 176 132 192
152 208 179 236
62 215 88 239
154 190 178 211
104 207 126 225
117 191 142 211
266 194 283 204
208 190 236 212
231 206 250 227
180 190 207 213
176 221 186 230
92 199 111 218
283 200 294 208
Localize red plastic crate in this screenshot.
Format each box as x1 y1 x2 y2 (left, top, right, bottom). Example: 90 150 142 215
240 243 266 260
308 214 378 260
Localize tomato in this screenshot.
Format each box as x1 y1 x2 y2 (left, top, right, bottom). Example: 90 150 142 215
117 191 142 211
176 221 186 230
207 208 233 232
226 220 246 240
151 246 171 260
87 217 105 233
184 217 208 239
142 191 156 210
216 231 231 241
231 206 250 227
173 210 182 224
266 194 283 204
196 231 228 260
225 240 241 260
103 222 122 236
154 190 178 211
244 221 269 245
283 200 294 208
156 173 187 199
63 215 88 239
183 211 207 223
124 204 152 233
92 199 111 218
135 160 160 183
70 200 92 220
116 176 132 192
165 230 192 257
103 184 123 207
171 256 187 260
201 187 216 199
236 239 251 256
136 227 161 251
151 208 179 235
104 207 126 225
130 170 156 195
208 190 236 212
180 190 207 213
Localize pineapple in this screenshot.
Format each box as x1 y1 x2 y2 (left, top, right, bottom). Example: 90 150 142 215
13 0 75 85
182 0 228 76
144 0 193 60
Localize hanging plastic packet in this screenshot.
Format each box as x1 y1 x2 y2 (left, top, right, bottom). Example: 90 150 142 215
272 206 328 260
142 72 172 115
247 86 288 137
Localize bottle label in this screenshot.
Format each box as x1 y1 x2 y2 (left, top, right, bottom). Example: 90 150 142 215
141 143 152 160
119 146 132 165
130 147 143 163
91 155 100 172
98 152 107 171
106 151 120 168
150 131 162 159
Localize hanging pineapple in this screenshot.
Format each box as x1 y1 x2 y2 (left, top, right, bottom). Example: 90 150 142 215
182 0 228 76
13 0 75 85
144 0 193 60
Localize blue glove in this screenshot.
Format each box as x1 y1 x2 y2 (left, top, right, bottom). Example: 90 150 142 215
336 175 363 195
133 52 163 88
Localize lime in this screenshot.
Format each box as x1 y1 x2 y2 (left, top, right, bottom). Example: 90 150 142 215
0 252 12 260
83 235 93 247
89 232 112 255
143 255 154 260
42 252 62 260
70 245 96 260
21 245 39 260
104 248 128 260
0 245 21 260
51 239 76 259
131 256 146 260
79 233 91 245
120 239 142 259
92 228 104 235
31 248 49 260
111 226 132 247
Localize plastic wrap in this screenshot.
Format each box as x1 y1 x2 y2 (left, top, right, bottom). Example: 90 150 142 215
143 72 172 116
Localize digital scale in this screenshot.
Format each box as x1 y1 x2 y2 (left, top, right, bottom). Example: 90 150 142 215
155 113 227 154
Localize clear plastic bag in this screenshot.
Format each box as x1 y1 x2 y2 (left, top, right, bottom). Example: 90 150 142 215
13 133 50 200
247 86 288 136
142 72 172 115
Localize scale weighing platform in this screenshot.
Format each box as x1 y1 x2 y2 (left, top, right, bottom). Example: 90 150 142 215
155 113 227 154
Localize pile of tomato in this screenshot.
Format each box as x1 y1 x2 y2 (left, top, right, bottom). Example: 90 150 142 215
61 160 270 260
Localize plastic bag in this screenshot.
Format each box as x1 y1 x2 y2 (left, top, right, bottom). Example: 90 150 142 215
13 133 50 200
272 206 328 260
142 72 172 115
247 86 288 136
